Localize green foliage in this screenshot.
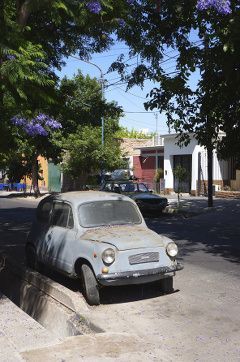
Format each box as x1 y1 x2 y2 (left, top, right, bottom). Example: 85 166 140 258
173 165 189 203
62 123 124 178
55 72 124 179
115 127 152 139
154 168 164 182
57 71 123 133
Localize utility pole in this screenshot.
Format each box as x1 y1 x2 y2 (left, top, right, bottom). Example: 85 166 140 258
155 112 158 135
155 113 158 171
204 37 213 208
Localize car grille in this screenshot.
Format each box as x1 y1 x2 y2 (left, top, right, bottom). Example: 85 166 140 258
129 252 159 265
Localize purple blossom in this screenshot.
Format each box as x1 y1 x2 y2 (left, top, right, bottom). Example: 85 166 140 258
6 55 15 61
126 0 134 4
24 122 49 137
11 116 26 126
118 19 126 27
196 0 231 14
45 118 62 129
86 1 102 14
11 114 62 137
35 113 47 123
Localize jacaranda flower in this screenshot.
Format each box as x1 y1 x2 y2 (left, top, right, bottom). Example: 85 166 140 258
196 0 231 14
86 1 102 14
11 114 62 137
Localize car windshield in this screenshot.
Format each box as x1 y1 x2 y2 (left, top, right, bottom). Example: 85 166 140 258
78 200 142 228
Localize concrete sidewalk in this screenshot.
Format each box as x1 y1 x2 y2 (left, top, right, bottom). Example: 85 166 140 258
0 292 59 362
164 195 226 216
0 292 162 362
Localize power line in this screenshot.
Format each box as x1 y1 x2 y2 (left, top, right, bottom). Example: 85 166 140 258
106 83 147 100
107 70 180 88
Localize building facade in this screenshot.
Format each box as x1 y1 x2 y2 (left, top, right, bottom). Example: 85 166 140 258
132 133 233 195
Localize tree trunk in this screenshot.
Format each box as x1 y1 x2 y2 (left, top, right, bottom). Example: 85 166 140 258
32 157 40 197
207 146 213 207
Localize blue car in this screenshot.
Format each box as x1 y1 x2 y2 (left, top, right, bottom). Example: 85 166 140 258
101 181 168 214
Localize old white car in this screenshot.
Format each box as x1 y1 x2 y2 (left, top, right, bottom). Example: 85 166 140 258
26 191 183 305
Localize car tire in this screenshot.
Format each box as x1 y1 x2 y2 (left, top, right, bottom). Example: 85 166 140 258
25 245 40 271
81 264 100 306
160 276 173 294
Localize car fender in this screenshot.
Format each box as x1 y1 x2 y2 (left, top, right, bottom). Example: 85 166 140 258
71 238 116 277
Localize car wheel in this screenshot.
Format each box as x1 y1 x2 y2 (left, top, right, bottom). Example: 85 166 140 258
81 264 100 306
25 245 40 271
160 276 173 294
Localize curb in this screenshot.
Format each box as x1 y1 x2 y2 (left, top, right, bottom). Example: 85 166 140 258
0 254 104 336
0 253 89 313
164 205 214 217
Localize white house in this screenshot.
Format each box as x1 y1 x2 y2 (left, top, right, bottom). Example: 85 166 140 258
163 133 231 195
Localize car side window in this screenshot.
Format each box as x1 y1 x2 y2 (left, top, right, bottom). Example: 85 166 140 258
52 202 74 229
138 183 148 192
37 200 52 223
119 183 127 191
125 183 135 192
104 183 112 191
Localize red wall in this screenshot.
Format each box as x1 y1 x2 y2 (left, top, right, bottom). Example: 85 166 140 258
133 155 156 187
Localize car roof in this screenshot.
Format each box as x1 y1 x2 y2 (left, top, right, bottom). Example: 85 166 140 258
105 180 143 184
50 191 135 205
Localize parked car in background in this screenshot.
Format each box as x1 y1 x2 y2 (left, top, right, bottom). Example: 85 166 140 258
100 181 168 215
26 191 183 305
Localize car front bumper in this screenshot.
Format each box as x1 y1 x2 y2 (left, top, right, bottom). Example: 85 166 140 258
97 262 183 286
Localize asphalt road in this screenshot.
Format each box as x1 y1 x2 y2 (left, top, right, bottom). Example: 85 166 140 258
0 195 240 361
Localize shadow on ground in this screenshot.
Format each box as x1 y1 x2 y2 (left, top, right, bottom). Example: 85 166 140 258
146 199 240 265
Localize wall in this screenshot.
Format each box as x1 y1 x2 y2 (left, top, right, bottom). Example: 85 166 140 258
164 136 201 192
24 156 49 190
133 149 164 187
119 138 152 169
230 170 240 191
164 135 229 194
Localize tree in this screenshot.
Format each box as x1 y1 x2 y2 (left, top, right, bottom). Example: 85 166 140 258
11 114 62 196
111 0 239 207
115 127 152 139
173 165 189 205
62 122 125 180
58 71 122 133
57 72 125 180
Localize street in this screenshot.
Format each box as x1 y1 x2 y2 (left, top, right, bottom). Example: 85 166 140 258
0 195 240 361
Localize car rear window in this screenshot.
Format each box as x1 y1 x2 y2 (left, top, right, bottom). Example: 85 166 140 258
78 200 141 228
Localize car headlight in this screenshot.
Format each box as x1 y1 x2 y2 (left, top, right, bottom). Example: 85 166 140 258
166 242 178 258
102 248 115 265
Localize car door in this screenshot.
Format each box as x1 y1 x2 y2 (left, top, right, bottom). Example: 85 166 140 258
43 201 77 273
34 197 53 259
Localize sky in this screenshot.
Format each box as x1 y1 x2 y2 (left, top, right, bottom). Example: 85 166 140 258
56 41 199 135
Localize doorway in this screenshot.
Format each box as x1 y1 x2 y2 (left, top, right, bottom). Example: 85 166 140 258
173 155 192 193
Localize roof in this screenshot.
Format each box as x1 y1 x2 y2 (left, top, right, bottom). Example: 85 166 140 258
54 191 134 204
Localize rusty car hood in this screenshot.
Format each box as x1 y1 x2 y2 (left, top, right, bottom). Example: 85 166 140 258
82 225 169 251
